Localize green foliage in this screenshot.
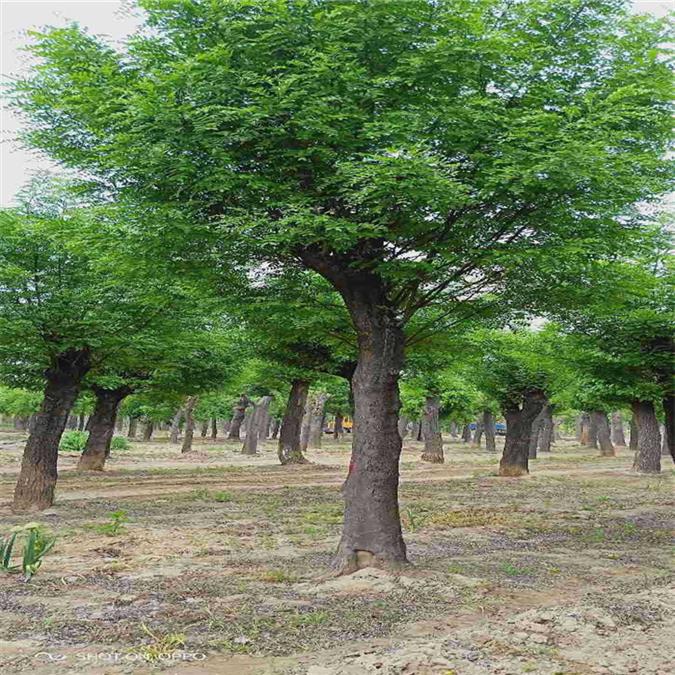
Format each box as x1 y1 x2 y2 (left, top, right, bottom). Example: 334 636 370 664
1 523 56 580
110 436 130 451
0 386 41 417
59 430 89 453
90 510 129 537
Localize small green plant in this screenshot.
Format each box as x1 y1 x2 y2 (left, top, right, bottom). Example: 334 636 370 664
92 510 129 536
1 523 56 580
213 490 233 503
500 562 530 576
110 436 130 451
134 623 185 663
59 430 89 452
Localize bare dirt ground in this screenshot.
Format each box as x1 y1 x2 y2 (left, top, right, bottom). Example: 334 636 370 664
0 430 673 674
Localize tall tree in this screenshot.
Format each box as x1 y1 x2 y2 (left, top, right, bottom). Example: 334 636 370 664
13 0 672 567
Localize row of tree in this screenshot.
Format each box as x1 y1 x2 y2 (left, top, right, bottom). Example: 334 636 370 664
1 0 672 572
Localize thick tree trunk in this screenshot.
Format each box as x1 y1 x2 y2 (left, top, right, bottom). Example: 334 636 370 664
421 396 444 463
336 308 407 572
13 349 91 512
629 414 638 451
410 420 421 442
611 412 626 447
199 420 208 437
278 379 310 465
461 424 472 443
334 414 345 440
181 396 198 453
307 392 329 450
499 390 547 477
575 415 583 442
242 395 272 455
142 420 154 441
211 418 218 440
257 406 272 440
472 416 484 447
663 395 674 464
591 410 615 457
586 412 598 449
169 407 183 444
528 405 547 459
537 405 553 453
579 412 590 445
631 400 661 473
483 410 496 452
127 417 138 439
227 395 249 440
78 386 130 471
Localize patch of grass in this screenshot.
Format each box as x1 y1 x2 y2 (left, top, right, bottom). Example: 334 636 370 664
499 562 532 577
427 508 510 529
257 569 298 584
133 623 185 663
86 510 129 537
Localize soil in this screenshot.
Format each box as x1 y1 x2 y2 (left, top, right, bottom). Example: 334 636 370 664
0 430 673 674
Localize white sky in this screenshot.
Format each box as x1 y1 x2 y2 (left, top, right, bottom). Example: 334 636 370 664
0 0 672 206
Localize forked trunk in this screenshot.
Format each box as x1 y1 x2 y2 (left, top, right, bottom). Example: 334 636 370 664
483 410 496 452
78 386 130 471
631 400 661 473
13 349 91 512
592 410 615 457
610 412 626 447
421 396 444 463
499 390 547 477
227 395 249 440
278 379 310 465
181 397 198 454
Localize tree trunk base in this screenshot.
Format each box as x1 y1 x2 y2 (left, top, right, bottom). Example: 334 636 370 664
420 452 444 463
77 452 106 471
498 463 529 477
334 548 409 576
13 476 56 513
279 453 310 465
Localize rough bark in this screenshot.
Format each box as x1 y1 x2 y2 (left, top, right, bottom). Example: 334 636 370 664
629 414 638 451
141 420 154 441
590 410 614 457
610 412 626 447
307 392 329 450
421 396 444 463
242 395 272 455
499 390 547 477
278 379 310 465
483 410 497 453
181 396 198 453
537 405 553 453
472 416 484 447
528 405 546 459
227 395 249 440
78 386 130 471
631 400 661 473
13 349 91 512
169 408 183 444
586 412 598 449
